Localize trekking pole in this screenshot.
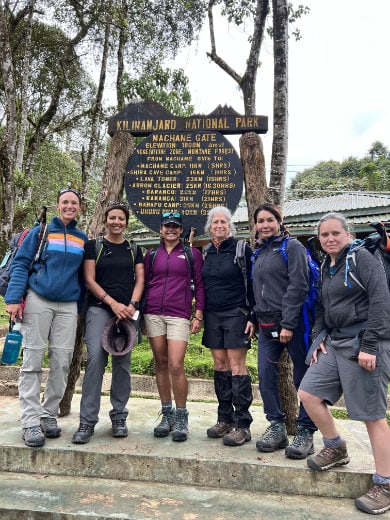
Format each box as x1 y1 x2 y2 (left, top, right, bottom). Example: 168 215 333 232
33 207 48 262
34 206 47 226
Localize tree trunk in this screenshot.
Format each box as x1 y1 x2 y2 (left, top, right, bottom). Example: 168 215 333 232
0 3 18 243
270 0 297 430
89 131 134 238
278 349 298 435
269 0 289 206
79 15 111 231
15 0 34 176
239 132 269 243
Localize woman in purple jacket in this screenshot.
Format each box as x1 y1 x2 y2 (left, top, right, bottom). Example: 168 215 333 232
143 211 205 442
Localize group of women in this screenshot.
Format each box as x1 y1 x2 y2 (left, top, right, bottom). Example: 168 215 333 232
4 194 390 516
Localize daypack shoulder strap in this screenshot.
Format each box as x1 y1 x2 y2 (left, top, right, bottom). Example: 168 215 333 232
95 237 137 271
148 247 158 281
345 242 366 291
95 236 104 264
234 239 249 307
183 244 194 281
17 228 30 246
203 242 212 259
277 236 292 265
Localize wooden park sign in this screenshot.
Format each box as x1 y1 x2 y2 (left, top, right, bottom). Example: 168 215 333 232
108 101 268 234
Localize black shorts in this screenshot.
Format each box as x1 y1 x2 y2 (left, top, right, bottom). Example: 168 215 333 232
202 308 251 349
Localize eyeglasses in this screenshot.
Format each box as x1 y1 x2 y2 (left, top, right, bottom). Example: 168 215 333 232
108 200 129 208
162 211 181 218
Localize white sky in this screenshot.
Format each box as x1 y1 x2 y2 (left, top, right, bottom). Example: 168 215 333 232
170 0 390 184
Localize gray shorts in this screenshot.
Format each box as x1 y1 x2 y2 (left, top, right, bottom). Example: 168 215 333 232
300 335 390 421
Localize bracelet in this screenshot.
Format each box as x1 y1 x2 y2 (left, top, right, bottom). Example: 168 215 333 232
101 292 108 301
193 316 203 322
130 300 139 310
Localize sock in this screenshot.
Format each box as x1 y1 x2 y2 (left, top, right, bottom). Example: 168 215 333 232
323 435 344 448
161 401 172 411
373 473 390 485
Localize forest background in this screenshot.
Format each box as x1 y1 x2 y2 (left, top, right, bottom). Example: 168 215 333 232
1 0 389 249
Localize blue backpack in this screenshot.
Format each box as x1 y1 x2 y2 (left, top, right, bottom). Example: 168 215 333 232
251 236 320 350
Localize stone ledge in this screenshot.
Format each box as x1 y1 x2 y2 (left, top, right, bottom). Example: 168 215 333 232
1 365 389 410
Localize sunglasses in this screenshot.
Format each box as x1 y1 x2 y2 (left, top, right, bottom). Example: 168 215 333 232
162 211 181 218
108 200 129 208
57 188 81 202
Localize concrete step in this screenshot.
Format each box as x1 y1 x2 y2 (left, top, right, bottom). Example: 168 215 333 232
0 395 375 502
0 471 370 520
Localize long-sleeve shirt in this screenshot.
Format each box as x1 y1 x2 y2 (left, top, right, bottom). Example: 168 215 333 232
143 241 205 320
5 217 87 304
252 235 309 331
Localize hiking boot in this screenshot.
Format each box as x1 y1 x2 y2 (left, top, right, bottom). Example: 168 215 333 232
40 417 61 438
355 482 390 515
285 426 314 459
223 427 251 447
72 423 95 444
154 407 176 438
22 425 45 447
172 408 189 442
207 421 233 439
256 421 289 452
307 442 350 471
111 418 128 438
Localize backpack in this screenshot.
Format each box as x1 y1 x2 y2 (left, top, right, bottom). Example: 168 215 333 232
251 236 320 350
344 221 390 291
203 239 249 306
0 223 49 298
95 236 137 270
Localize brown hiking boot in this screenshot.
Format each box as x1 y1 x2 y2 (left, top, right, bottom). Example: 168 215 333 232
207 421 233 439
355 483 390 515
223 427 251 447
307 442 350 471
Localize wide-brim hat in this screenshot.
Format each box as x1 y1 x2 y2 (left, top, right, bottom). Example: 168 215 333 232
101 318 136 356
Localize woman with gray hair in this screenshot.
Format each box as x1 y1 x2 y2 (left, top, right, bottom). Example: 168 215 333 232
202 206 256 447
299 212 390 515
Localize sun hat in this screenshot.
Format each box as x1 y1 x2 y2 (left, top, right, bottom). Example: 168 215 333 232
160 211 183 226
101 318 136 356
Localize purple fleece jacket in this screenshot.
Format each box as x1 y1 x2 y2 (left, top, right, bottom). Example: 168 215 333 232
144 241 205 319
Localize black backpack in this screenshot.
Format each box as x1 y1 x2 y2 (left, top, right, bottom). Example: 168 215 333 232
344 221 390 291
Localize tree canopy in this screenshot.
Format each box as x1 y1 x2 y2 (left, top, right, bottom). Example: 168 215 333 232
287 141 390 199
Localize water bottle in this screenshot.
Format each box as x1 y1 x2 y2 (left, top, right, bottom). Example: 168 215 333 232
1 320 23 365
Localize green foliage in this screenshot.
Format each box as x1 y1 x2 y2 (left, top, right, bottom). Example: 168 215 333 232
288 141 390 198
13 141 83 229
120 64 194 117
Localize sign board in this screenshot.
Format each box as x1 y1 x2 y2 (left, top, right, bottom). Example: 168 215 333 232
125 131 243 234
110 101 268 235
108 100 268 137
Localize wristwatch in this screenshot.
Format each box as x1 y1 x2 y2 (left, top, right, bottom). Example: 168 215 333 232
130 301 139 310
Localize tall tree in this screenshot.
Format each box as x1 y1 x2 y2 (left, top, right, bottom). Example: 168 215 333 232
207 0 308 432
269 0 288 206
